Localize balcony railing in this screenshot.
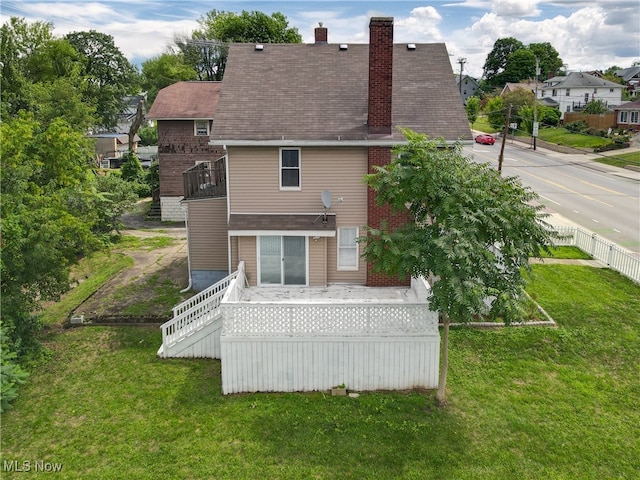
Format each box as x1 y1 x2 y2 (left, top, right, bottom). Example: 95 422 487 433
183 156 226 200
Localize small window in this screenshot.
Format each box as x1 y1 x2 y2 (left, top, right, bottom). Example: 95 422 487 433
552 89 557 96
619 111 628 123
337 227 358 270
280 148 301 189
593 88 598 94
194 120 210 136
565 89 570 96
610 88 614 93
631 111 639 124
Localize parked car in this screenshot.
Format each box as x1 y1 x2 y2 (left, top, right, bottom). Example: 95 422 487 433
475 134 495 145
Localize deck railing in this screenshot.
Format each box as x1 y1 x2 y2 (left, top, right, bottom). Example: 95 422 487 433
553 226 640 283
161 269 238 350
183 156 226 200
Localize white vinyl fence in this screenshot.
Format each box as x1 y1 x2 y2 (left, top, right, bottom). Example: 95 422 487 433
553 227 640 283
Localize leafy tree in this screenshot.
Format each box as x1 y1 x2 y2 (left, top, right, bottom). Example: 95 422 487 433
482 37 524 85
528 42 563 79
502 48 536 83
137 124 158 146
141 53 197 105
502 87 534 129
583 99 609 114
465 96 480 126
485 96 505 130
92 173 140 234
362 130 555 404
0 322 29 412
1 113 99 357
520 105 562 133
174 10 302 81
64 30 139 129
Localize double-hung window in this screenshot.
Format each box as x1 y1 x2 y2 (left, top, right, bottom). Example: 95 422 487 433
619 111 628 123
280 148 301 190
194 120 210 136
631 111 639 124
337 227 358 270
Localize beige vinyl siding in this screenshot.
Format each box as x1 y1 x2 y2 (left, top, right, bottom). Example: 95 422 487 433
230 236 239 271
237 237 258 286
228 146 368 285
308 237 327 287
187 198 228 270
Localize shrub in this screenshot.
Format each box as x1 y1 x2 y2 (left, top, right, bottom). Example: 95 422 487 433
565 120 587 133
0 322 29 413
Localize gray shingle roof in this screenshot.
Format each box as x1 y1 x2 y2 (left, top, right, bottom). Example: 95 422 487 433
211 43 471 143
146 81 221 119
544 72 624 89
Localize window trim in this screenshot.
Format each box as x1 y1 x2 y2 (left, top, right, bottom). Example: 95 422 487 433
337 227 359 271
279 147 301 191
630 111 639 124
194 120 210 136
619 111 629 123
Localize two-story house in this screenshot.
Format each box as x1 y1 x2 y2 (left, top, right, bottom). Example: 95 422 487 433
158 18 471 395
146 82 224 221
456 74 480 104
538 72 624 118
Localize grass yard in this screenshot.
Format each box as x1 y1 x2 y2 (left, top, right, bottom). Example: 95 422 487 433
536 128 611 149
595 151 640 169
1 265 639 479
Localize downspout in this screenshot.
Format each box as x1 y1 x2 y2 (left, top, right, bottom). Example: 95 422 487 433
180 201 192 293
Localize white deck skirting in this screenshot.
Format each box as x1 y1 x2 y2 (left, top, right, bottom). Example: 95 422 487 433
160 264 440 393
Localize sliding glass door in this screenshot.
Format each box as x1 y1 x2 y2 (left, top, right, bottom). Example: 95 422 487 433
259 236 306 285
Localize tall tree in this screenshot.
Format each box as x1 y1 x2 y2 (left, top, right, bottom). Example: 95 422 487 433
174 10 302 81
362 130 555 404
482 37 524 85
64 30 139 129
141 53 198 105
528 42 563 79
502 48 536 83
465 96 480 127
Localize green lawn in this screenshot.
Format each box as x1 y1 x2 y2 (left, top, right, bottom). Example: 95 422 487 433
596 151 640 169
535 128 611 148
1 265 638 479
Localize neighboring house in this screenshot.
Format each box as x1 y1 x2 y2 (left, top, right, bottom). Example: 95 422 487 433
157 18 471 395
538 72 624 119
615 66 640 97
146 82 225 221
501 81 543 97
115 94 149 134
456 74 479 103
615 98 640 132
89 133 140 169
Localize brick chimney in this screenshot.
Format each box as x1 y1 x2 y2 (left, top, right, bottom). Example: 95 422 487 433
366 17 409 287
367 17 393 136
314 22 328 44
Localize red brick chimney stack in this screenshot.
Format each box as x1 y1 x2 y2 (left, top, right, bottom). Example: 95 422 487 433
367 17 393 136
314 22 328 44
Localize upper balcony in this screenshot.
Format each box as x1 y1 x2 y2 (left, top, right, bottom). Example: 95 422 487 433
183 156 226 200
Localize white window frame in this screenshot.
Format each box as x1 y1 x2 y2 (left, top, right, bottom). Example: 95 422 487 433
337 227 359 271
565 89 570 96
630 111 639 124
279 147 301 190
194 120 210 136
619 111 628 123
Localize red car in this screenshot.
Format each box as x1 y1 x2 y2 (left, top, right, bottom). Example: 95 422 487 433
475 134 495 145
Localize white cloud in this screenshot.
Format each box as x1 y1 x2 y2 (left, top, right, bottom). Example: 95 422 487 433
491 0 541 17
395 6 444 43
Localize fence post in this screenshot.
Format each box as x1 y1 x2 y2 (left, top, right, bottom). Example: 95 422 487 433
607 244 614 267
590 233 597 257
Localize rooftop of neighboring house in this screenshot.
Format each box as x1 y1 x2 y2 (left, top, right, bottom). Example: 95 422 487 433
615 97 640 111
543 72 624 89
615 66 640 82
210 21 471 144
501 81 544 95
456 74 478 85
146 81 222 120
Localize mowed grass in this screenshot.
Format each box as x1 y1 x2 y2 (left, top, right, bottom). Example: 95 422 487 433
1 265 638 479
537 128 611 148
597 151 640 169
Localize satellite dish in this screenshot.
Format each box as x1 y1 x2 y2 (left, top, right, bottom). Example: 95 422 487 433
321 190 332 209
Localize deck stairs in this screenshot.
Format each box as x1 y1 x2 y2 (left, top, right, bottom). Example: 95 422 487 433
157 271 238 358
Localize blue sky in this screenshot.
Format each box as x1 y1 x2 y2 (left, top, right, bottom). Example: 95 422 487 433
2 0 638 77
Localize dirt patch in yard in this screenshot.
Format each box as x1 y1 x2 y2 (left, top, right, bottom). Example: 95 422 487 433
71 200 191 323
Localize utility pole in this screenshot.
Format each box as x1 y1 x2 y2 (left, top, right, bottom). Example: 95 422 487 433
457 57 466 97
533 57 540 151
498 104 512 174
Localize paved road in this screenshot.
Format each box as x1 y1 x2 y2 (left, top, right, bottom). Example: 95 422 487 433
465 139 640 253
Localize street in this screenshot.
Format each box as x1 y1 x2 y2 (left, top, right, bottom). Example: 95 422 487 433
465 140 640 253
